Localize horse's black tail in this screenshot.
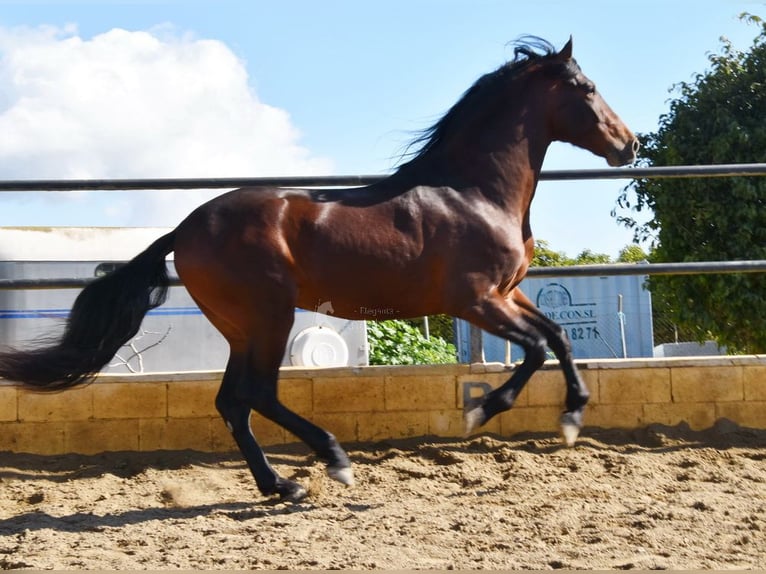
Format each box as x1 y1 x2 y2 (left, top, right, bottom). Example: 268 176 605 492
0 231 176 390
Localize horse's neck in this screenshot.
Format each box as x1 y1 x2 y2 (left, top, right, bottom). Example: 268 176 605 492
406 127 550 215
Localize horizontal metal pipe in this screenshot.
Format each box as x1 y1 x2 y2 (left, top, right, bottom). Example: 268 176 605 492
0 163 765 191
538 162 766 181
2 260 764 290
525 260 766 278
0 175 381 191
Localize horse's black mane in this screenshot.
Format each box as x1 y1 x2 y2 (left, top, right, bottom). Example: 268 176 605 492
401 36 569 164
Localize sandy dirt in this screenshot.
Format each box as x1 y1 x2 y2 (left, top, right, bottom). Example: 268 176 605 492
1 420 765 570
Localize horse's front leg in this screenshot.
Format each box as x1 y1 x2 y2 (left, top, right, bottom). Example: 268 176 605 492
459 292 549 433
511 289 590 445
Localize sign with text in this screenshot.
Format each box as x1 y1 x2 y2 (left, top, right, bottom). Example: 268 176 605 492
455 274 654 361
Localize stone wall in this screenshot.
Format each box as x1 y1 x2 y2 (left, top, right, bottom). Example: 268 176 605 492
1 356 764 455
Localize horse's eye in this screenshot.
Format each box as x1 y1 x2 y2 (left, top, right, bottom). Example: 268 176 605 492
583 82 596 95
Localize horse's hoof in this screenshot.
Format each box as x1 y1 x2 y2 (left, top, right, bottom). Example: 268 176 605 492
464 406 485 436
327 465 355 486
560 411 583 447
560 422 580 447
274 480 309 503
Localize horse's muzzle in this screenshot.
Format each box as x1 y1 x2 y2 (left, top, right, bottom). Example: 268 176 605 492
608 137 640 167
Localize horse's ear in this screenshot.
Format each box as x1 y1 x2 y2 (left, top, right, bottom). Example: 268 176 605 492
559 36 573 60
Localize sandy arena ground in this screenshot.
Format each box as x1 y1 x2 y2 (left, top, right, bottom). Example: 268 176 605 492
1 420 765 570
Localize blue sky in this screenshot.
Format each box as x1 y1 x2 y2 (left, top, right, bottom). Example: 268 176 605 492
0 0 763 257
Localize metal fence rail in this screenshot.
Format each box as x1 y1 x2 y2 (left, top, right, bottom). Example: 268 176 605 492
527 260 766 278
1 162 764 290
1 162 766 191
2 260 765 291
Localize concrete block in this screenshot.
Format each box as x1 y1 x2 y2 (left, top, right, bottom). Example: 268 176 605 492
313 376 384 413
0 421 65 454
642 402 716 430
18 386 93 422
0 386 17 421
384 375 456 411
671 366 743 403
167 379 218 418
0 422 15 451
372 363 467 378
585 370 600 404
357 411 429 442
526 369 566 406
428 409 465 437
210 420 238 453
500 406 560 435
64 419 140 454
744 366 766 401
715 402 766 429
514 385 531 408
469 362 514 375
311 413 359 443
521 368 597 408
585 403 644 429
93 382 167 419
249 413 287 446
279 378 313 415
139 418 213 451
599 367 671 404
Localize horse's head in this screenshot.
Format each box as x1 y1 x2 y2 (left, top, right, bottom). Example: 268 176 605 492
541 38 639 166
398 36 638 179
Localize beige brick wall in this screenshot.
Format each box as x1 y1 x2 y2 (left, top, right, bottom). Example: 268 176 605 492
1 356 764 455
0 385 18 422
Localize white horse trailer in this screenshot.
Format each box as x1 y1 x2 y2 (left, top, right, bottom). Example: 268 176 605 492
0 227 368 374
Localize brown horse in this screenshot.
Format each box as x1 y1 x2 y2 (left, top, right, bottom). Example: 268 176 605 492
0 37 637 502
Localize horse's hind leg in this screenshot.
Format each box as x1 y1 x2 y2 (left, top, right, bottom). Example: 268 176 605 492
216 354 307 501
241 356 354 488
236 299 353 489
198 291 352 501
217 349 353 501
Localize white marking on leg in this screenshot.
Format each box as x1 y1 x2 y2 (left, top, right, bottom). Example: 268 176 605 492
327 465 355 486
561 422 580 447
464 407 484 436
560 411 582 447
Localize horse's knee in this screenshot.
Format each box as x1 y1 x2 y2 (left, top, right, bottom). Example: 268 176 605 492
245 387 281 418
215 391 250 433
218 375 280 418
549 323 573 355
524 337 548 368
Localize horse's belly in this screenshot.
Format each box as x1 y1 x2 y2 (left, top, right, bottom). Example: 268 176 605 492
295 270 438 321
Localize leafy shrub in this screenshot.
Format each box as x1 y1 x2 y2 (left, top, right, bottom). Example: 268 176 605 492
367 319 457 365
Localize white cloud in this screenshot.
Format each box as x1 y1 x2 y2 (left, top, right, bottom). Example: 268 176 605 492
0 25 333 225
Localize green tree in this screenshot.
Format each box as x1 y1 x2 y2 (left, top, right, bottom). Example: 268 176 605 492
573 249 611 265
617 244 648 263
531 239 571 266
614 15 766 352
531 240 612 267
